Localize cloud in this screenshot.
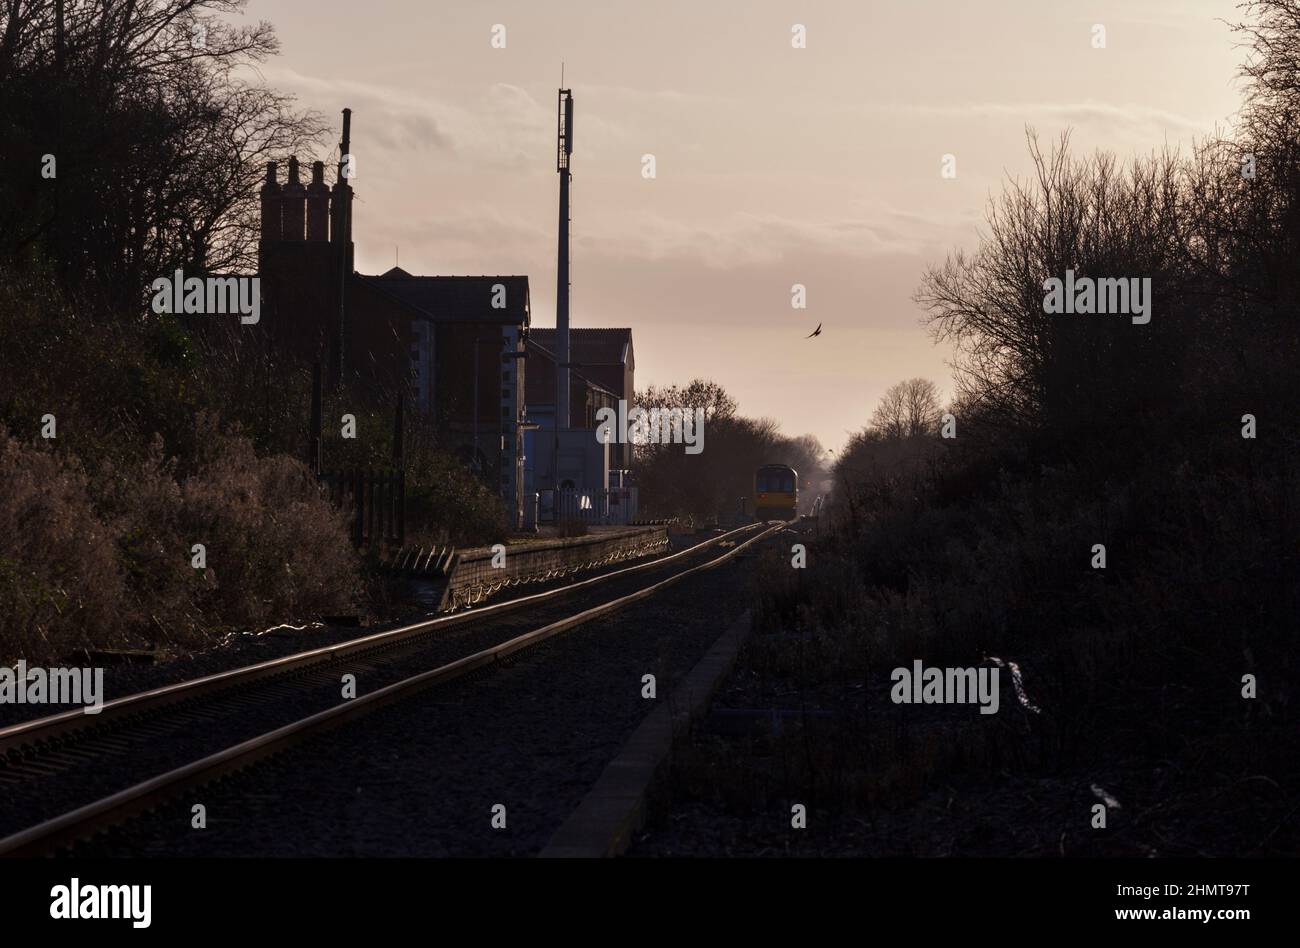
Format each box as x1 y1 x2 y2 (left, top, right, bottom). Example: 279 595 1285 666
863 100 1214 137
255 67 552 170
356 210 549 276
567 200 977 273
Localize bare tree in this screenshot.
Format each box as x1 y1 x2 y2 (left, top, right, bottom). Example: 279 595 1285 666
0 0 323 308
914 130 1189 447
870 378 941 439
638 379 738 424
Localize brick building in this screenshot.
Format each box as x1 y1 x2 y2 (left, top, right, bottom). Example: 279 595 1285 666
526 328 635 473
254 109 633 528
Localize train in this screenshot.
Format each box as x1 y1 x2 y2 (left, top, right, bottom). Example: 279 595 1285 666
753 463 798 521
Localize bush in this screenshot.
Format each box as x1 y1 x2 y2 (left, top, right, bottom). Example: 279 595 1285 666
0 432 125 660
402 447 509 548
177 425 361 634
0 423 362 664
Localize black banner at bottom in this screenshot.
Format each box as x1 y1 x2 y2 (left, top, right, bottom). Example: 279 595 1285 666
0 857 1288 935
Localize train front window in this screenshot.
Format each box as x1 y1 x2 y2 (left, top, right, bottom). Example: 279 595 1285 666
758 470 794 493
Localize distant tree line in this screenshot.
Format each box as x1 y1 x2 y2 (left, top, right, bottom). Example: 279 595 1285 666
632 378 828 524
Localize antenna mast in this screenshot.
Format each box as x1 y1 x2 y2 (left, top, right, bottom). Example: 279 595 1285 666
555 86 574 431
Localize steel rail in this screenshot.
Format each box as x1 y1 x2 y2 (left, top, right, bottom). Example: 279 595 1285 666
0 521 782 856
0 523 765 756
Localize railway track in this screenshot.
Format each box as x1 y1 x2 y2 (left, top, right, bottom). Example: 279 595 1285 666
0 520 784 856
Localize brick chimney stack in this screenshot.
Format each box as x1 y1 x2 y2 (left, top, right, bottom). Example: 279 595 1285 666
281 156 306 241
331 108 354 252
260 162 282 243
307 160 330 241
328 108 354 387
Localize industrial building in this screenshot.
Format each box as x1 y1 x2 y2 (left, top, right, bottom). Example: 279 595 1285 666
253 97 634 529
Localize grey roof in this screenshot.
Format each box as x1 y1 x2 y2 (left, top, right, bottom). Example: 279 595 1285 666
529 327 631 365
354 268 530 324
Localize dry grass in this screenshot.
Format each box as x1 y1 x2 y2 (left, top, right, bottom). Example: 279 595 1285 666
0 425 361 663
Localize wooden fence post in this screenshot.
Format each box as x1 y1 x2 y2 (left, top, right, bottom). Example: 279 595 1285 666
309 360 323 475
392 394 406 546
353 469 364 546
392 468 403 543
393 393 405 469
367 467 376 546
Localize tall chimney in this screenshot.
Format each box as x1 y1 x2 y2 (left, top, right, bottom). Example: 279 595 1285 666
330 108 354 250
307 160 330 241
260 161 282 243
329 108 354 389
339 108 352 183
281 156 306 241
556 89 574 430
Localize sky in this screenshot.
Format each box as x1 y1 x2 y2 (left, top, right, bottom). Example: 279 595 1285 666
236 0 1245 453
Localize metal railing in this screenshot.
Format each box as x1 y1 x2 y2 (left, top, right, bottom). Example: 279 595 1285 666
541 487 639 526
320 467 405 546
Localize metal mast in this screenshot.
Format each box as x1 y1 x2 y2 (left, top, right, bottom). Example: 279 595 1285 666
556 88 574 430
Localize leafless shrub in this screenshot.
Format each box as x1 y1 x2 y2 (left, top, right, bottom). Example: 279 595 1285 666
0 431 125 660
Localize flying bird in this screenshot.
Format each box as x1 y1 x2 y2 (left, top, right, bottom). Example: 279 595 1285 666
806 323 822 338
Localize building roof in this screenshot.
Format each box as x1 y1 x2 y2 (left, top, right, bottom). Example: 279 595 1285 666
354 268 530 325
529 327 632 366
524 337 620 400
